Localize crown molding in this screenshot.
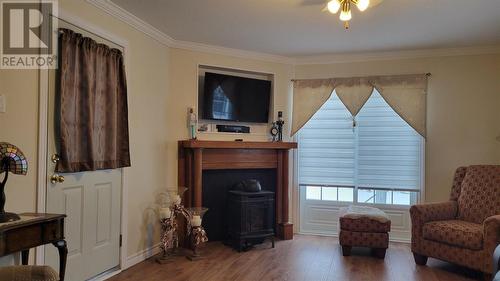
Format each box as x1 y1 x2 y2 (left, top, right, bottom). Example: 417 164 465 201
86 0 175 46
171 39 294 64
294 45 500 65
86 0 500 66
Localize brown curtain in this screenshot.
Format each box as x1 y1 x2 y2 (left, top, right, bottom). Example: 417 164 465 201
56 28 130 173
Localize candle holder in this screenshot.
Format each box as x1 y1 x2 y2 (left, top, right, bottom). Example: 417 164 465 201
186 207 208 261
156 216 175 264
156 188 191 264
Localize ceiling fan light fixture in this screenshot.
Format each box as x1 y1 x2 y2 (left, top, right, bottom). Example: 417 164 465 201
356 0 370 11
339 9 352 21
325 0 377 28
339 1 352 21
327 0 341 14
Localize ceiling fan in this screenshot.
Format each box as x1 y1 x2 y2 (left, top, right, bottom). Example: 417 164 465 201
301 0 384 29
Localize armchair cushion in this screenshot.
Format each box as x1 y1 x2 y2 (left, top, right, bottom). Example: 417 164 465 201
423 219 483 250
457 165 500 224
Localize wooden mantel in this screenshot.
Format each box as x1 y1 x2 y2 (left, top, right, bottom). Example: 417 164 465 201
179 140 298 150
178 140 298 240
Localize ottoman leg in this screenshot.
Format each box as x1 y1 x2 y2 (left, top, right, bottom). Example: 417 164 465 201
341 246 352 256
371 248 387 259
413 252 428 265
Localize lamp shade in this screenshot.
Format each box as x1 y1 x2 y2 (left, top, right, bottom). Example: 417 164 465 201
0 142 28 175
0 142 27 222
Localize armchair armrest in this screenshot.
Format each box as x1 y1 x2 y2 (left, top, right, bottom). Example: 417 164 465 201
484 215 500 256
410 201 458 253
410 201 458 224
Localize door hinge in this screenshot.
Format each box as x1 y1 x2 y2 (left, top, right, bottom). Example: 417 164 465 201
119 234 122 247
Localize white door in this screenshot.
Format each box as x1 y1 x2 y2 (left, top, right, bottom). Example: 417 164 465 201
44 19 122 281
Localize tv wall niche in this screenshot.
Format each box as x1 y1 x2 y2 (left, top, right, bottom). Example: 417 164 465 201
197 65 275 141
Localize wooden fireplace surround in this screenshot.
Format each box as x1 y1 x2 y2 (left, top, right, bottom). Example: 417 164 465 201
178 140 297 240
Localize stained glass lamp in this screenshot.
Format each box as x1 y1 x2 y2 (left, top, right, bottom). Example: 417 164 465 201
0 142 28 223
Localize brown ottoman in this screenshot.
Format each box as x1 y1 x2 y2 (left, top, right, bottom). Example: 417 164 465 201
339 205 391 259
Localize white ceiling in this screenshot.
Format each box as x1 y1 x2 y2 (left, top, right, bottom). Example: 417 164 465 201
111 0 500 57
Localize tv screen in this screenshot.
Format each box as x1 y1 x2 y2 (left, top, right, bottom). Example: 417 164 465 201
201 72 271 123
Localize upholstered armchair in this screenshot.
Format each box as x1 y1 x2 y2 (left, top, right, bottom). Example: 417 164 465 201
0 265 59 281
410 165 500 276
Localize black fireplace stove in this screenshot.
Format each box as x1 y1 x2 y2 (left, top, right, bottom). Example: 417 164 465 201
226 190 275 252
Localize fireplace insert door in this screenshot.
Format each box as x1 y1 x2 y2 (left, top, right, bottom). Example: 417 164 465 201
227 190 275 251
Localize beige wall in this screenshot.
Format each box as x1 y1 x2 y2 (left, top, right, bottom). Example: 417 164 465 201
295 54 500 202
0 0 170 260
0 70 39 217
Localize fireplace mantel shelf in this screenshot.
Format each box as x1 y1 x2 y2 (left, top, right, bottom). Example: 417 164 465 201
178 139 297 241
180 140 297 150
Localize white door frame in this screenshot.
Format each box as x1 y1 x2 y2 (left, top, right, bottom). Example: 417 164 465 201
36 8 131 274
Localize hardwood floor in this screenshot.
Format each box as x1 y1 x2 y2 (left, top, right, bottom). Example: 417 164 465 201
109 235 482 281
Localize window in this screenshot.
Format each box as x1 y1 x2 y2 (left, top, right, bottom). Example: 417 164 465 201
298 90 423 206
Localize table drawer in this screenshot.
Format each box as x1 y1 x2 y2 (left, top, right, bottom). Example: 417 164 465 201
5 224 42 252
44 220 63 241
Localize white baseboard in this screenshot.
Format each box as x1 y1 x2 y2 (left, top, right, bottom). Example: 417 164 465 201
88 267 122 281
123 243 161 270
86 244 161 280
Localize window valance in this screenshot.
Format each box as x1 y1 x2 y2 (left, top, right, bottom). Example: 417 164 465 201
291 74 429 138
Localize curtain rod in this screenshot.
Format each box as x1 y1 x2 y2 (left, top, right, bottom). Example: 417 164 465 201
51 14 126 50
291 73 432 82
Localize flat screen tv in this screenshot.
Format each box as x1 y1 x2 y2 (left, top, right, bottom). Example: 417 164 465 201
201 72 271 123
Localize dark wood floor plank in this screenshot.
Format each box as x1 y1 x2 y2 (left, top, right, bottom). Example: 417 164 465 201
108 235 481 281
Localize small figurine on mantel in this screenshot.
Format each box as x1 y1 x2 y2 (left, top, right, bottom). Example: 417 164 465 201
270 111 285 142
188 107 198 140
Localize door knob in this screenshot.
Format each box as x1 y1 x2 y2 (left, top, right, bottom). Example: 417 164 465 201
50 174 65 184
51 154 60 163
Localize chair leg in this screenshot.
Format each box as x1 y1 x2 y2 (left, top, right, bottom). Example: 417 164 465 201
371 248 387 259
413 252 428 265
341 246 351 256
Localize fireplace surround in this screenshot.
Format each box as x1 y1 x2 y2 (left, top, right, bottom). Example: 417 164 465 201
178 140 297 244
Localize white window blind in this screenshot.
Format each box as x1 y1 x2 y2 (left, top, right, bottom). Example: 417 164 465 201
356 91 422 191
299 90 423 195
298 93 355 186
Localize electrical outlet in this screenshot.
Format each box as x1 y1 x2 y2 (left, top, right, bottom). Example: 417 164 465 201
0 95 5 113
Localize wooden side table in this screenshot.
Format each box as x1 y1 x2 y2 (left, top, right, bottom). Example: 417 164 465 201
0 213 67 281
